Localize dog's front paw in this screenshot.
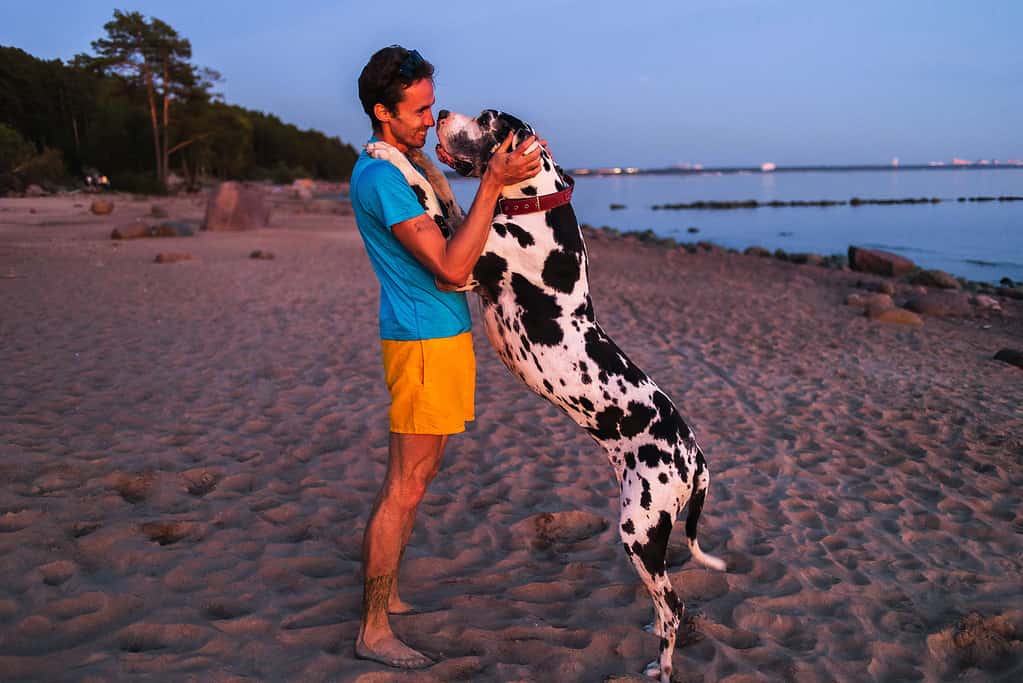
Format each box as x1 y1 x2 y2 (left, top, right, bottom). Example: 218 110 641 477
365 141 399 161
435 277 480 293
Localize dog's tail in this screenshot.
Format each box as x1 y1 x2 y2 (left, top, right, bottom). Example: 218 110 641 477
685 455 727 572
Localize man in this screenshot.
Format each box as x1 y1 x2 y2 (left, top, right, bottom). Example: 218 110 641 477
350 45 541 669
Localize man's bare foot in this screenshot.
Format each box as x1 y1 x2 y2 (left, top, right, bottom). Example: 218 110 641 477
355 634 433 669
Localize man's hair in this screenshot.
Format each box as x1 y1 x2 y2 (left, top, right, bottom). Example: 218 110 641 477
358 45 435 132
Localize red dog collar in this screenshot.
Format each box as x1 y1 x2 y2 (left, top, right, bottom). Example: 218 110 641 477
498 175 574 216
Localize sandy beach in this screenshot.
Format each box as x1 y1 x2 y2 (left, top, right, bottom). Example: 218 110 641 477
1 192 1021 682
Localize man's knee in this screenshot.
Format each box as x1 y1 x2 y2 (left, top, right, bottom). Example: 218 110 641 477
382 475 430 511
383 433 447 506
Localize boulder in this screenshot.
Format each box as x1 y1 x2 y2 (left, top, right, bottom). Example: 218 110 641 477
154 252 194 263
25 184 45 197
744 246 771 258
90 199 114 215
111 221 195 240
848 246 915 277
152 221 195 237
111 223 150 240
905 291 974 317
868 307 924 326
204 182 270 231
972 295 1002 313
789 252 825 266
847 292 893 310
994 348 1023 369
996 286 1023 300
910 269 961 290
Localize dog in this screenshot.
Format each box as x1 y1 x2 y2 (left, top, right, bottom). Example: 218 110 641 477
367 109 725 682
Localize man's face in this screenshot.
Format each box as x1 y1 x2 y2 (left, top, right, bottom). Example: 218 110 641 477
384 78 435 151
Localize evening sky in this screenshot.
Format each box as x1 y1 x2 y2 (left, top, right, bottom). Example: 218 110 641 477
3 1 1019 168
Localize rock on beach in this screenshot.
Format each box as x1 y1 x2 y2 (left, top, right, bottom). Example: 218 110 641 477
204 181 270 231
848 246 916 277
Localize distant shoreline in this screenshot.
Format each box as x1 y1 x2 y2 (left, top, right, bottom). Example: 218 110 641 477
445 163 1023 180
570 163 1023 178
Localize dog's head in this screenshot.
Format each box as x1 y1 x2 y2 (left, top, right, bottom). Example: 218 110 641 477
435 109 535 177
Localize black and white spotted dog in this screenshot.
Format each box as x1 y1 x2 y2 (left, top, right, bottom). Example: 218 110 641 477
368 110 725 682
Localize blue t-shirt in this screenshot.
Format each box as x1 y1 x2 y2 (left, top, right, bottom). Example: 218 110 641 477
351 137 471 341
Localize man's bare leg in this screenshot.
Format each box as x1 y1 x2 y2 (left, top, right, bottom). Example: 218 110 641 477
356 433 446 667
389 435 446 614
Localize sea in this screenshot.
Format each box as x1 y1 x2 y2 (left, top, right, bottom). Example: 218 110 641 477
448 167 1023 284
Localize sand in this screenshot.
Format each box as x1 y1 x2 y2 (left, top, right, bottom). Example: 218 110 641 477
1 192 1021 682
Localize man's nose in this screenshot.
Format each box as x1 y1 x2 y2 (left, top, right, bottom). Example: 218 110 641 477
438 110 450 122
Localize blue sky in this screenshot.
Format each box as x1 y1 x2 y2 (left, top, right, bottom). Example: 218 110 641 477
3 1 1020 168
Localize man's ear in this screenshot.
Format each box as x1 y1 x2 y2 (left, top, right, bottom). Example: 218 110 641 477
373 103 392 128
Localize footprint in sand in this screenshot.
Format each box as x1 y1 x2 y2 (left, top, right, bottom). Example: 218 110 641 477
512 510 608 549
141 521 196 545
112 472 154 503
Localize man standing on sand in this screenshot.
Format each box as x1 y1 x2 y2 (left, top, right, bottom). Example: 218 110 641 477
350 45 541 669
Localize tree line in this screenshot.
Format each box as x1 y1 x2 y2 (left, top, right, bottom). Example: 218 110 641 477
0 10 358 195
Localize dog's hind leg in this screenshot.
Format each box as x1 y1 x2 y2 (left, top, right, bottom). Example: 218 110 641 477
619 477 683 682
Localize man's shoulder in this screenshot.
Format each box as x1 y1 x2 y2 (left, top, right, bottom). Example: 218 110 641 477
352 155 409 197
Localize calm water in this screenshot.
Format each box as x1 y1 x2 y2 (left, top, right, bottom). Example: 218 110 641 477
450 168 1023 283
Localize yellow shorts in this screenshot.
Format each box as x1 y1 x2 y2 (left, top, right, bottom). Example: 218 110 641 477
381 332 475 435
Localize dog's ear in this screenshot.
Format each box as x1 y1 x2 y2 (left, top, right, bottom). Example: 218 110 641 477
495 112 531 150
453 159 476 177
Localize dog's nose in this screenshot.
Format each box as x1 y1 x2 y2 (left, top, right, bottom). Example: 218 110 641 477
438 110 450 121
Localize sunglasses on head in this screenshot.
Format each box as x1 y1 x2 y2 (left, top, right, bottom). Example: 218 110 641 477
398 49 425 80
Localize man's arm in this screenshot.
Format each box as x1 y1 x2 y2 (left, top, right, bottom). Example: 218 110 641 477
392 134 540 286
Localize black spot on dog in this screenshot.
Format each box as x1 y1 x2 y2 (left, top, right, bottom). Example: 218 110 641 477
573 299 595 321
624 451 636 470
474 252 507 301
504 222 535 248
521 185 537 196
620 401 657 438
543 158 551 172
650 391 681 442
493 223 508 238
412 185 429 210
640 477 652 510
511 274 563 346
543 379 554 393
638 444 671 468
589 405 624 441
659 473 669 484
546 204 583 254
584 328 647 386
630 510 672 576
673 447 690 483
621 519 635 535
541 250 580 294
578 396 594 413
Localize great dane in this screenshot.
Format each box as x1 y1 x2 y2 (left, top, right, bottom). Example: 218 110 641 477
367 109 725 682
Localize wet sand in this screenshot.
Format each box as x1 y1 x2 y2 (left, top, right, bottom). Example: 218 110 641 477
1 193 1021 682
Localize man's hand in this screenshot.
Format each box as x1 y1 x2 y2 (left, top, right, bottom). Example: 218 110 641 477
483 134 542 189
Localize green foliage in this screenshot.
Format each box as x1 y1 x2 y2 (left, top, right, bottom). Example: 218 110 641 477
0 11 359 194
18 147 68 187
0 122 34 173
